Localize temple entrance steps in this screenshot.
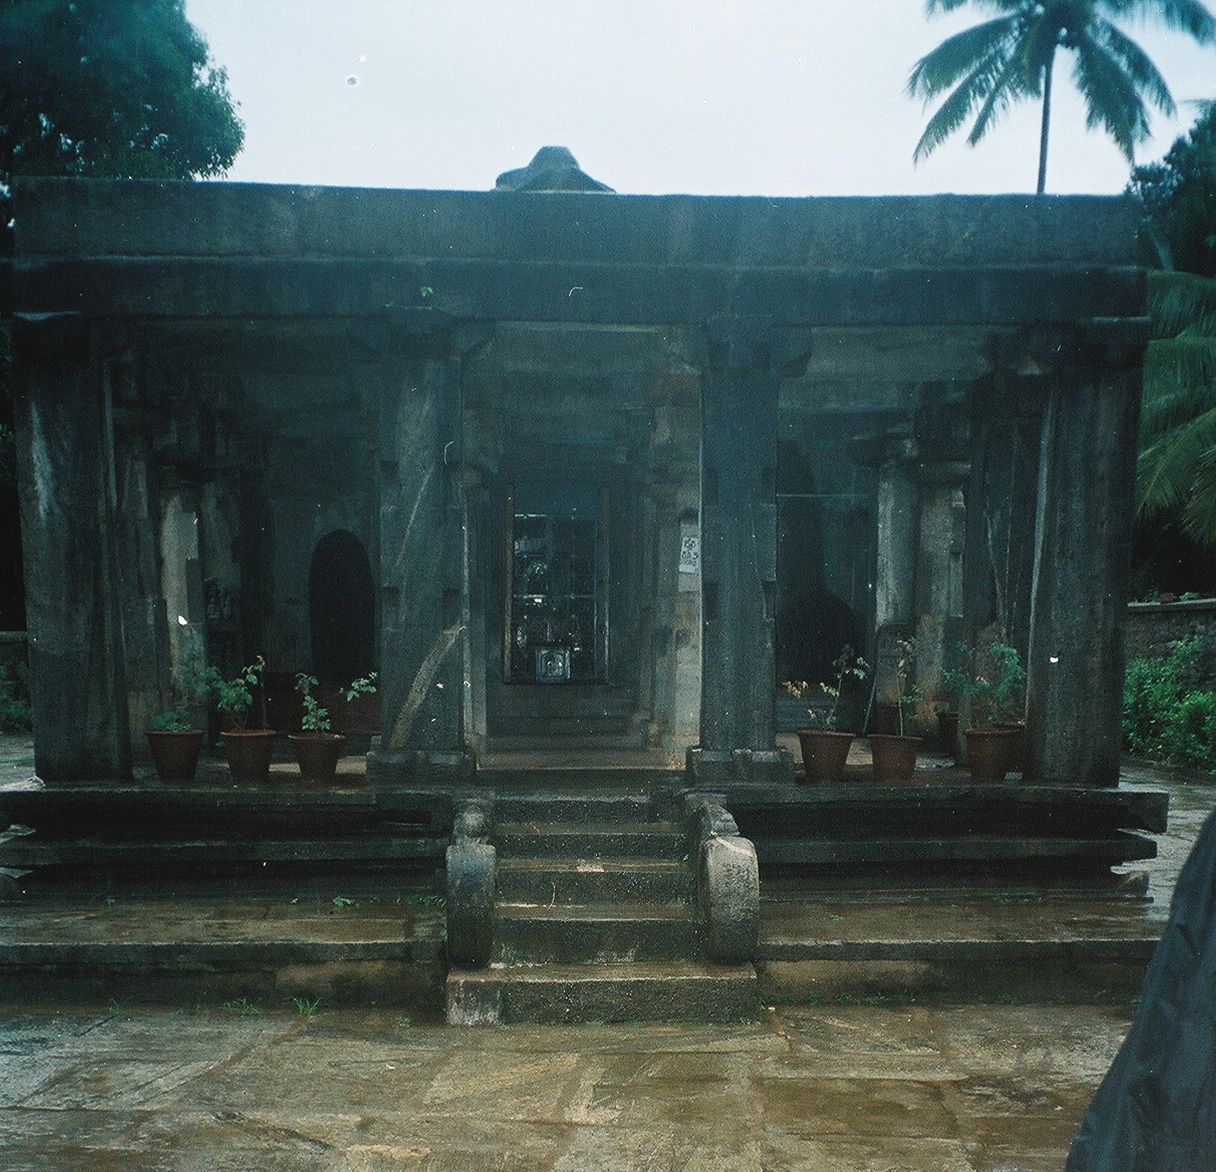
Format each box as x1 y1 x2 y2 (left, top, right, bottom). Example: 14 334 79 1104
445 786 761 1026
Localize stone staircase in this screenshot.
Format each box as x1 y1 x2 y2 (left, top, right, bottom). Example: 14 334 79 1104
445 785 760 1025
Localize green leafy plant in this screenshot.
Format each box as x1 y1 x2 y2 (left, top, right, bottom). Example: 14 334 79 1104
1123 636 1216 768
295 672 377 734
331 895 356 911
148 650 211 732
945 638 1026 728
292 996 320 1017
221 997 262 1017
201 656 266 730
892 638 921 737
782 646 869 731
0 666 32 733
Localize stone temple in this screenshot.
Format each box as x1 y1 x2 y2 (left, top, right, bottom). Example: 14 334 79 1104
6 148 1146 789
1 148 1169 1024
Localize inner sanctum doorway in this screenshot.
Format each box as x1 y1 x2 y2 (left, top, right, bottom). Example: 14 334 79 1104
504 483 609 685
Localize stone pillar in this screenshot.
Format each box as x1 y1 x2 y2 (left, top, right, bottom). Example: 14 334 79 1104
1025 322 1146 786
969 365 1049 668
688 316 791 784
369 320 471 785
11 316 131 781
912 461 968 720
874 435 918 632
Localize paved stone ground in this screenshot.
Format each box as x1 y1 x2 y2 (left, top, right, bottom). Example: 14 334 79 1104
0 1002 1131 1171
3 733 1213 1169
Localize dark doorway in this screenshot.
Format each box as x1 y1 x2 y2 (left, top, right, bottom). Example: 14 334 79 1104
504 483 608 683
308 530 374 683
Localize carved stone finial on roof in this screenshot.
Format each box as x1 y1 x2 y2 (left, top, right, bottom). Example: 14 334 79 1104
494 146 614 193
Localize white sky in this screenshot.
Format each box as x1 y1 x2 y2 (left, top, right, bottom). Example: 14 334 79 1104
183 0 1216 197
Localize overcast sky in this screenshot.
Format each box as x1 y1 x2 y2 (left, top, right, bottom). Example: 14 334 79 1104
183 1 1216 197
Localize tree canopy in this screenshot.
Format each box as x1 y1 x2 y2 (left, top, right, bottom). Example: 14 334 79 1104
1133 106 1216 552
909 0 1216 193
0 0 243 186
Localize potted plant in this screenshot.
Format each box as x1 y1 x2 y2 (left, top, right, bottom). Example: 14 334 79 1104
203 656 275 784
946 638 1026 783
783 647 868 783
869 637 922 783
145 655 209 784
289 672 377 783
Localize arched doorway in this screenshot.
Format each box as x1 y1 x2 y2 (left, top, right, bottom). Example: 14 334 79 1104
308 530 374 683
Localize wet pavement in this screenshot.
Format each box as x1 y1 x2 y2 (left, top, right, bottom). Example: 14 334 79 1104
3 733 1215 1169
0 1002 1132 1171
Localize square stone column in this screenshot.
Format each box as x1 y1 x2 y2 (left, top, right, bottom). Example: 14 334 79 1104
688 316 792 784
11 315 131 781
368 322 471 786
1025 321 1147 786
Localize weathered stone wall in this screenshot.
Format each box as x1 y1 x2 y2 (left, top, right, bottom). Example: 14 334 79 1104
1127 600 1216 682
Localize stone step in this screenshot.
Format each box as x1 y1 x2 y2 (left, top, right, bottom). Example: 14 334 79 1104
754 833 1157 871
756 897 1163 1005
492 792 657 825
495 903 700 964
496 858 691 905
0 892 446 1011
446 961 758 1025
0 835 447 873
492 823 685 861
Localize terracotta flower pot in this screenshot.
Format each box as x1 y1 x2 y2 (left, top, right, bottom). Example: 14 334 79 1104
289 733 345 783
221 730 277 784
795 729 854 784
145 729 203 784
869 734 921 784
965 727 1016 784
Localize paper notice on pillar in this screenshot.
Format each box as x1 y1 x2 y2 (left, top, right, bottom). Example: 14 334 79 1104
678 530 700 575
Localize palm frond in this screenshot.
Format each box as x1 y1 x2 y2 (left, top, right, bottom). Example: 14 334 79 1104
1183 442 1216 542
1093 20 1175 115
927 0 1028 13
1071 28 1154 157
1141 337 1216 442
1110 0 1216 45
908 17 1023 98
1137 405 1216 518
912 38 1021 160
967 51 1038 145
1148 272 1216 339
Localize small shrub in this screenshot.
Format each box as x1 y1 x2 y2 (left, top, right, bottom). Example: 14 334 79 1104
1123 636 1216 770
0 667 32 733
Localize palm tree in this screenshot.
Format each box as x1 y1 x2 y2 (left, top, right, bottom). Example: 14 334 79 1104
1137 270 1216 543
908 1 1216 194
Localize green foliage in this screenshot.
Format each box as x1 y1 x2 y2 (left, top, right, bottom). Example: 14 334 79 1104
292 996 320 1018
1137 271 1216 544
0 665 31 732
201 656 265 729
782 647 869 731
296 671 377 734
295 673 329 733
945 638 1025 727
148 648 212 731
892 637 920 737
908 1 1216 193
0 0 243 185
1130 102 1216 276
221 997 262 1017
1123 635 1216 768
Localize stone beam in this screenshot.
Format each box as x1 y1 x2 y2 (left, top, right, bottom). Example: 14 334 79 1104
13 257 1146 330
10 179 1139 271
